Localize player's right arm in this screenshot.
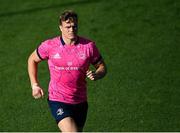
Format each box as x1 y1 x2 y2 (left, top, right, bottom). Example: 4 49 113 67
28 50 44 99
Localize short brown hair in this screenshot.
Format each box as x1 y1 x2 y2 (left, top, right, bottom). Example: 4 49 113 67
59 10 78 25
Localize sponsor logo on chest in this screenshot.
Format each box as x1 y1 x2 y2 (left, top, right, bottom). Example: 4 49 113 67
67 61 73 66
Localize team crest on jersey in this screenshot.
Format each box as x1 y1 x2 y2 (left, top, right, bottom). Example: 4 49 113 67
78 52 86 60
53 53 61 59
56 108 64 116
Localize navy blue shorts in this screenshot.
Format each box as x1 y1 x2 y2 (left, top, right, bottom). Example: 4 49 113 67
47 99 88 128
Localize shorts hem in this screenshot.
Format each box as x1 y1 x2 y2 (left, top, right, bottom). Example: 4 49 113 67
56 115 72 124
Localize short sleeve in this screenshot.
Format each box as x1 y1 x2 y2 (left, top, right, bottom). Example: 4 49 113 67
90 42 102 65
36 40 50 60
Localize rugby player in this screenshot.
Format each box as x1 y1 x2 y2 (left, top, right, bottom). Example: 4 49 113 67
28 10 107 132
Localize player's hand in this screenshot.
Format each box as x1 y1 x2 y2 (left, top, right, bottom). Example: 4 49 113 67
86 70 98 81
32 83 44 99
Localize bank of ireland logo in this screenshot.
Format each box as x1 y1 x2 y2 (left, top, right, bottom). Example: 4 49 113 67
56 108 64 116
67 61 73 66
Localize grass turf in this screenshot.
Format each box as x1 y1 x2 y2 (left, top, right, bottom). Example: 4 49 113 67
0 0 180 131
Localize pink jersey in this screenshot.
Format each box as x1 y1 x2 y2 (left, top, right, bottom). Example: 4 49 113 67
37 36 102 104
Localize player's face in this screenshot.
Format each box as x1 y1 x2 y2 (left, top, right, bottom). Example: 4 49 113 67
60 20 78 40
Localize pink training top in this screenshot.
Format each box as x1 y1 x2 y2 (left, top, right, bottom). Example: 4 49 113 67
37 36 102 104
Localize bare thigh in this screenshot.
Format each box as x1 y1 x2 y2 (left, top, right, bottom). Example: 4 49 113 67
58 117 78 132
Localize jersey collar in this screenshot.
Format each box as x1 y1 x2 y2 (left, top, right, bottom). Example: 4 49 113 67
60 36 79 46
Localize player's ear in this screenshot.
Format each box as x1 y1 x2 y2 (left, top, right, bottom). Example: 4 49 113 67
59 25 62 31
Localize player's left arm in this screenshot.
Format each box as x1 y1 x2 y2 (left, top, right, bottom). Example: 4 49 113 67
86 59 107 81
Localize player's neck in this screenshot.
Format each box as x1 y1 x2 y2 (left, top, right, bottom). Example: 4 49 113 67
62 36 77 45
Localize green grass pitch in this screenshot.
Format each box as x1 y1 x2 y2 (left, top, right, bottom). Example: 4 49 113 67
0 0 180 131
